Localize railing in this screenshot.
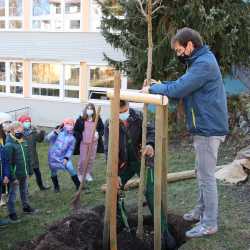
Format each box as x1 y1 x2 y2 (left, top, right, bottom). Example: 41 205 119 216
6 106 31 121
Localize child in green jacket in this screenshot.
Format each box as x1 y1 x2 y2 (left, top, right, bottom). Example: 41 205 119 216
4 121 37 222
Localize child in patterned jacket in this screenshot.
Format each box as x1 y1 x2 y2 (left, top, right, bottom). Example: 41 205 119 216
46 118 80 192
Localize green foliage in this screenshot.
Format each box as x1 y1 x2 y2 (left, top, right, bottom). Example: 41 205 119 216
98 0 250 88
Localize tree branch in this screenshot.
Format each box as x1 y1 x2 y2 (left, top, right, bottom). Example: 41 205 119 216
136 0 147 18
152 5 166 15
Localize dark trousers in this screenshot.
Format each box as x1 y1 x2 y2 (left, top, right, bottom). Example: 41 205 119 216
119 160 168 232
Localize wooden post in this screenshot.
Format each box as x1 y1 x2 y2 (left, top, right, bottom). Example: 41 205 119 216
103 71 121 250
162 105 168 222
79 61 88 103
154 105 164 250
137 104 147 239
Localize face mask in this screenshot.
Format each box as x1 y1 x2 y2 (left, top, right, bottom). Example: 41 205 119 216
177 53 190 65
15 132 23 139
23 122 31 130
64 125 73 132
119 110 130 121
86 109 94 117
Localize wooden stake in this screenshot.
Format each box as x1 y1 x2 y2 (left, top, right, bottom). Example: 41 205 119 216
137 104 147 239
107 90 168 106
162 105 168 221
137 0 153 239
154 105 164 250
103 71 121 250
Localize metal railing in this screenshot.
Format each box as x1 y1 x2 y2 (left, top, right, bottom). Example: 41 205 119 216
6 106 31 121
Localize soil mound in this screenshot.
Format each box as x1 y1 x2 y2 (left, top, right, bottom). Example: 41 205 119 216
16 205 193 250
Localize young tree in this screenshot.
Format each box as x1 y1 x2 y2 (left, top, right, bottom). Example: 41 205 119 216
98 0 250 88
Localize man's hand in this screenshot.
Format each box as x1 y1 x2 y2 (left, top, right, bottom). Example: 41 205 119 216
140 86 150 94
143 145 154 158
116 176 122 189
3 176 9 184
142 79 158 88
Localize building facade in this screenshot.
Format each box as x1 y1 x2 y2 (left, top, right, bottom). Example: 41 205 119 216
0 0 127 126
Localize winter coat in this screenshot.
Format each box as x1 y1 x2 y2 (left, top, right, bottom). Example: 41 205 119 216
23 127 45 169
73 116 104 155
104 108 155 169
149 45 229 137
46 128 76 171
0 145 10 183
4 134 32 180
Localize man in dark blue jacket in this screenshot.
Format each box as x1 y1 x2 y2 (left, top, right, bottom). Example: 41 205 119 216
142 27 229 238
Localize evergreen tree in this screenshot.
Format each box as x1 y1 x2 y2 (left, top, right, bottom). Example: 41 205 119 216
97 0 250 88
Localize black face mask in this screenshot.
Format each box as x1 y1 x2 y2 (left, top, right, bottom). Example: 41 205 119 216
177 53 190 65
15 132 23 139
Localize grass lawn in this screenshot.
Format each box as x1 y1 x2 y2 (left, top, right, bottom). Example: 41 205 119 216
0 142 249 250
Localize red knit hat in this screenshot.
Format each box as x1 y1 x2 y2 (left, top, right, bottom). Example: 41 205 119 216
18 115 31 123
63 118 75 126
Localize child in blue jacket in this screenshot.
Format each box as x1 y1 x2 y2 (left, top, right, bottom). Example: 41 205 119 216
46 118 80 192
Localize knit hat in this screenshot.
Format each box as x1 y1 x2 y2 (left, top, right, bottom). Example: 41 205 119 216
63 118 75 126
18 115 31 123
0 112 12 124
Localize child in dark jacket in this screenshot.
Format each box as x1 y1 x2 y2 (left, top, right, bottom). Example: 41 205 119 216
73 103 104 182
0 126 10 226
4 121 37 222
18 115 49 191
46 118 80 192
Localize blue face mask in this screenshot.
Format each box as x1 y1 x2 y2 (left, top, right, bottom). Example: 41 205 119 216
23 122 31 130
119 110 130 121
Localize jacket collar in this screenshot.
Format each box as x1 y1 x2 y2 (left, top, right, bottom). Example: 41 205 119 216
186 45 210 65
10 133 24 143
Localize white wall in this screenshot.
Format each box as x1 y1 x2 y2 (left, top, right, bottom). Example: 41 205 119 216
0 96 143 127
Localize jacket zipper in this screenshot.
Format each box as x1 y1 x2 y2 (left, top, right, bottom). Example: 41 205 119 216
20 143 28 176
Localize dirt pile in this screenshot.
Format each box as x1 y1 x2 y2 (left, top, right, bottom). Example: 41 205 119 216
16 205 193 250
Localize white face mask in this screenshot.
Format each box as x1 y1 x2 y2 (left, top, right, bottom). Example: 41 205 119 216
86 109 94 117
119 110 130 121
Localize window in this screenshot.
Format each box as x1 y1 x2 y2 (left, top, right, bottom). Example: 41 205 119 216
0 61 6 93
10 62 23 94
0 61 23 95
32 0 81 31
31 62 79 99
32 63 60 97
90 1 101 32
64 64 79 98
0 62 5 81
90 66 115 88
0 0 23 30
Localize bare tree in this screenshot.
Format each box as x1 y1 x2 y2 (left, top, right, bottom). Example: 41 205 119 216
135 0 163 240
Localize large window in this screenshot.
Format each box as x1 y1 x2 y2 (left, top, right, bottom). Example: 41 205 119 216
64 64 79 98
32 62 79 99
90 66 115 88
0 0 23 30
32 63 61 97
0 61 23 95
32 0 81 31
